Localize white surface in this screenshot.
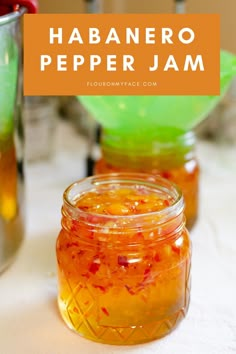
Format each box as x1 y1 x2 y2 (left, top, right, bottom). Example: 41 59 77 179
1 122 236 354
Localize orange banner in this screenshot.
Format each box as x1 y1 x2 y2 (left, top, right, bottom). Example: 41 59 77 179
23 14 220 95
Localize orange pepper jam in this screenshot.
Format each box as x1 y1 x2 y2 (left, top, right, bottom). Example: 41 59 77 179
0 137 17 221
56 173 191 345
95 131 199 230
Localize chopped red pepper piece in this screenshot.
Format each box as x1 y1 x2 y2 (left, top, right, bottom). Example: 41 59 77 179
101 307 109 316
154 253 160 262
93 285 106 293
73 307 79 314
164 199 170 207
118 255 129 267
71 221 78 232
89 262 100 274
125 285 135 295
172 245 181 255
82 272 90 279
162 171 172 179
66 242 79 248
143 267 152 281
77 250 85 256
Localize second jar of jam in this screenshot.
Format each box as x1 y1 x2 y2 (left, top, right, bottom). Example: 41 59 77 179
95 130 199 229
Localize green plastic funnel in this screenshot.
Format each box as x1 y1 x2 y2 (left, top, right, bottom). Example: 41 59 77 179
79 50 236 140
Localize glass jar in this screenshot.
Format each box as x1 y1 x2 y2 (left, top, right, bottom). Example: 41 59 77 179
95 131 199 229
0 7 25 273
56 173 191 345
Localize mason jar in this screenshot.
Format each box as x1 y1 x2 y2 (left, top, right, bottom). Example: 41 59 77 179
56 173 191 345
95 130 199 229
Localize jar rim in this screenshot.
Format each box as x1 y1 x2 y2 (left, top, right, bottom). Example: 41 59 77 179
0 7 26 26
63 173 184 226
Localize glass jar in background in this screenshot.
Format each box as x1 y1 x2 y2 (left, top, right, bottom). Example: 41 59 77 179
0 8 25 273
56 173 191 345
95 131 200 230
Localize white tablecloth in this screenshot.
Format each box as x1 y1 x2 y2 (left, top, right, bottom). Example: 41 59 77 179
1 122 236 354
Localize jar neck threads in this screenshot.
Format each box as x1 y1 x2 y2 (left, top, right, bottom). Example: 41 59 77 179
61 173 185 244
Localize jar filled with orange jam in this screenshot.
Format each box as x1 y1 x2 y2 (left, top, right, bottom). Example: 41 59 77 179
56 173 191 345
95 131 199 230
